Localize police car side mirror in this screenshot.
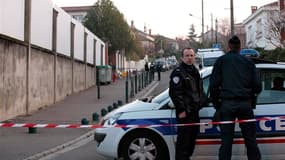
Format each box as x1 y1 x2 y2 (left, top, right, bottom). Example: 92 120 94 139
199 64 203 70
168 100 175 109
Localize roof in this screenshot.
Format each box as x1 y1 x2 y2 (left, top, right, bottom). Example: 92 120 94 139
61 6 92 12
243 1 278 25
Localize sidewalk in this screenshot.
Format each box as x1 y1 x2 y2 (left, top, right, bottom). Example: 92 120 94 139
0 78 159 160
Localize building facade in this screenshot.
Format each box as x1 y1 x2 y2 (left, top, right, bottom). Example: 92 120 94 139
235 23 246 49
243 2 280 50
61 6 92 23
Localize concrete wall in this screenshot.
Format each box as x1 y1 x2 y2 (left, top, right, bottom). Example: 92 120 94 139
29 48 54 111
0 0 107 121
56 56 72 101
73 62 85 92
0 37 97 121
0 38 27 120
86 65 95 88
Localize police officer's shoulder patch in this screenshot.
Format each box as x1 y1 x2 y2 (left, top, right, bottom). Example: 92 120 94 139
172 76 180 84
175 68 180 72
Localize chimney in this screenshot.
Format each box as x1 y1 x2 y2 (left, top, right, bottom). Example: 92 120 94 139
149 29 152 35
144 24 147 33
251 6 257 14
279 0 285 11
131 20 134 28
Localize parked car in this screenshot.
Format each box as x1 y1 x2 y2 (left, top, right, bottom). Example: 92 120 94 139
94 60 285 160
240 49 260 57
152 59 169 72
197 48 225 68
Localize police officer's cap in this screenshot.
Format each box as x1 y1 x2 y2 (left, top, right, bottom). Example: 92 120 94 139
228 35 241 45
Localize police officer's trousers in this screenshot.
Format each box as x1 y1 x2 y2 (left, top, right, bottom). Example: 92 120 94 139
218 99 261 160
175 111 199 160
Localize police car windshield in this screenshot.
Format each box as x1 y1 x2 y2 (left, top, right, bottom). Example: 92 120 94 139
151 89 169 104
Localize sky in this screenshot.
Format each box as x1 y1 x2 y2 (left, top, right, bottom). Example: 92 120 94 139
51 0 277 39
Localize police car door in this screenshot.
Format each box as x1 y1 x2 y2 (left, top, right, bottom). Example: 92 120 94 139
253 67 285 157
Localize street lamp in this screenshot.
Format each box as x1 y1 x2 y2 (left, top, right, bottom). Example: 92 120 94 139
230 0 234 36
202 0 204 43
189 0 204 43
189 12 204 43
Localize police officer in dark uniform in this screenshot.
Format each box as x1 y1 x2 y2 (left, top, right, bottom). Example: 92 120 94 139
169 47 206 160
209 35 262 160
156 63 161 81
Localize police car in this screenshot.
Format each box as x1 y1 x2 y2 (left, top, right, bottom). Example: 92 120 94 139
94 60 285 160
197 48 225 68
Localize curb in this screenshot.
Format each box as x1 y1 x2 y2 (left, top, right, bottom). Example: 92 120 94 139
134 80 159 100
24 80 160 160
23 130 95 160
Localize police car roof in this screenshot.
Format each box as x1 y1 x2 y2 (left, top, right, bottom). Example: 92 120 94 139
197 48 221 52
197 50 225 58
256 63 285 69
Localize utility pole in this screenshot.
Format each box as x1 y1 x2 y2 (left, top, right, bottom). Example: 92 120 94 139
202 0 204 43
230 0 234 36
211 13 214 43
215 18 218 44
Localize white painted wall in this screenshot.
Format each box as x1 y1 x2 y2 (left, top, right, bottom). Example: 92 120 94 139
1 0 105 64
31 0 53 50
95 39 105 65
0 0 25 41
85 29 94 64
73 20 84 61
55 6 71 56
243 6 279 50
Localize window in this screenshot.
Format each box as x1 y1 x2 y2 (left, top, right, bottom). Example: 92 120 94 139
256 19 262 39
72 15 84 22
203 75 210 94
257 69 285 104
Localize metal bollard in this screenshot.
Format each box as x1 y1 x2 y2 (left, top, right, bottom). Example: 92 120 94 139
118 100 123 106
113 102 118 109
28 127 37 134
125 79 129 103
81 118 89 125
101 108 107 116
92 112 99 121
130 77 134 98
135 73 137 94
107 105 113 112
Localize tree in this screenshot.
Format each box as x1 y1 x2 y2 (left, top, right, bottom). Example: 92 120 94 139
154 35 164 57
217 18 231 49
84 0 133 55
186 24 209 49
188 24 197 41
125 31 144 60
265 11 285 48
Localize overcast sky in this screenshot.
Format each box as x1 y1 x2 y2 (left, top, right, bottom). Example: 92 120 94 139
51 0 276 39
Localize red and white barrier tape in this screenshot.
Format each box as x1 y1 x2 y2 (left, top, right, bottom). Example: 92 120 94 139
1 116 285 129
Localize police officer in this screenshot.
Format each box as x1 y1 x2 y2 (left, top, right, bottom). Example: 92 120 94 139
156 63 161 81
169 47 206 160
209 35 262 160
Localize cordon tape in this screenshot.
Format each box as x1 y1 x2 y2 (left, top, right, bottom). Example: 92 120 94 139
1 116 285 129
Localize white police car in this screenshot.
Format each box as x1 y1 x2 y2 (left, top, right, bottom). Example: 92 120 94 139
94 61 285 160
197 48 225 68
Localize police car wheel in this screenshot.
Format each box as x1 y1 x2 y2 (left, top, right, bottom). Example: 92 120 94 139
120 130 169 160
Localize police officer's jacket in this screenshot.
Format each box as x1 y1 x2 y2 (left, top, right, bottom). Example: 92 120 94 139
169 62 206 115
209 51 262 107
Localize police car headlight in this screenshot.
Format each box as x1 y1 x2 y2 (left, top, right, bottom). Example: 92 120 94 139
101 113 122 126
